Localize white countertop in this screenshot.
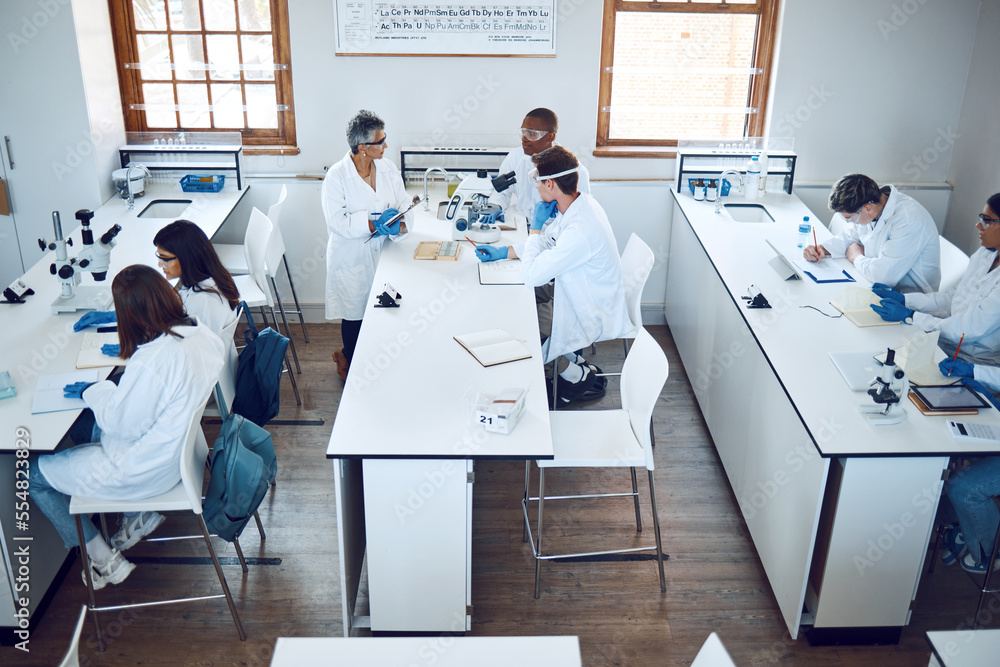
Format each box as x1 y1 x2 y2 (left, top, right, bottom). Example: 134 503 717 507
326 208 554 460
672 189 1000 457
926 629 1000 666
0 184 248 451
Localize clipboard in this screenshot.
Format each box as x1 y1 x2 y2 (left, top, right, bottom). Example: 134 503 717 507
803 269 856 284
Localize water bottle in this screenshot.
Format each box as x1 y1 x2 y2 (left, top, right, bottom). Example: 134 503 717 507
745 155 760 201
797 216 811 248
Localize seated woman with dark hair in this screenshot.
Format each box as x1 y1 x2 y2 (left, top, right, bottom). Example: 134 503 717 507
31 265 224 589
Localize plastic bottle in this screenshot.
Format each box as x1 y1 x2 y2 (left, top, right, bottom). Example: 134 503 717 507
757 151 768 195
797 216 811 248
745 155 760 201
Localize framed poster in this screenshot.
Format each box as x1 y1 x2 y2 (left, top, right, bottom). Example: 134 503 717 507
334 1 557 56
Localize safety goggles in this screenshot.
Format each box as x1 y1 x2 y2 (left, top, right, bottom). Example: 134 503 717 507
529 166 579 187
979 213 1000 226
364 134 387 146
520 127 549 141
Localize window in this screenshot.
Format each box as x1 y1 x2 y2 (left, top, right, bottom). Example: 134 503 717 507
596 0 779 156
109 0 296 154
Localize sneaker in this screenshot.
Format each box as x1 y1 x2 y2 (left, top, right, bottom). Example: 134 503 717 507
555 368 607 407
110 511 165 552
333 349 349 381
960 550 1000 575
82 550 135 590
941 524 967 566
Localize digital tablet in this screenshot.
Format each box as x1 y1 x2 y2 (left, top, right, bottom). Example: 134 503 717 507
910 385 990 411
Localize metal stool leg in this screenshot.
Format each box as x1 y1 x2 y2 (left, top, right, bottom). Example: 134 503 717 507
270 302 301 374
283 256 310 343
283 354 302 405
534 468 546 599
523 461 531 543
630 467 642 532
75 516 104 651
648 470 667 593
198 516 246 640
232 535 248 574
254 510 266 540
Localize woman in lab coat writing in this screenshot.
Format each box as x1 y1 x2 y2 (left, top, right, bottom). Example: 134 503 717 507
322 110 411 380
872 193 1000 366
30 265 224 589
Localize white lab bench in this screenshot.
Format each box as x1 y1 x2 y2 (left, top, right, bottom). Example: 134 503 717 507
0 183 247 641
326 207 553 634
926 629 1000 666
665 189 1000 644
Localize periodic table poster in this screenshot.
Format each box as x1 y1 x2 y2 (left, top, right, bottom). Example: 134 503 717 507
334 0 557 56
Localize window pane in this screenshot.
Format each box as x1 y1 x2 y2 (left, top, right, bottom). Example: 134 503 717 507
133 0 167 30
610 12 757 141
166 0 201 30
238 0 272 31
137 33 171 80
206 35 240 80
172 35 206 80
211 83 244 127
242 35 274 81
204 0 237 31
246 84 277 128
141 83 176 127
177 84 211 127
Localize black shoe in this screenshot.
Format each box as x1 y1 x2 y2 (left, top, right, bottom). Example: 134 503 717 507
555 369 607 407
586 363 607 390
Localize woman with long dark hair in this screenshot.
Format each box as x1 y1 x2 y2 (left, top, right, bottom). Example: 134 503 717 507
31 265 224 589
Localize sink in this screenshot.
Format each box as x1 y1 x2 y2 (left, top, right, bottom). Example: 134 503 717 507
723 203 774 223
137 199 192 218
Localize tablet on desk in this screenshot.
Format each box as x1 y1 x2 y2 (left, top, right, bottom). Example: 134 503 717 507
911 385 990 411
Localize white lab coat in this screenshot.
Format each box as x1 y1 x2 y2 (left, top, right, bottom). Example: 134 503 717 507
489 147 591 258
322 152 411 320
822 186 940 293
178 278 237 337
38 324 224 500
904 247 1000 365
520 193 631 363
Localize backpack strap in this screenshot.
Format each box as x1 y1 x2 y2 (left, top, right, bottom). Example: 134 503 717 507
240 301 260 343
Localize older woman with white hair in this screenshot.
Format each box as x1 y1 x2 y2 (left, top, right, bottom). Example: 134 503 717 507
321 110 412 380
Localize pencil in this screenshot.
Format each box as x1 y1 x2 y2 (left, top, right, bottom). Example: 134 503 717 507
949 333 965 375
812 226 818 257
464 235 477 246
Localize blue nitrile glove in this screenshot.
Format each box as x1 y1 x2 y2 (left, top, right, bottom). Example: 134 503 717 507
961 377 1000 411
74 310 116 332
479 207 504 226
870 299 914 322
475 245 508 262
101 343 120 357
939 358 974 378
872 287 904 304
530 200 558 231
374 208 401 237
872 282 897 292
63 382 96 399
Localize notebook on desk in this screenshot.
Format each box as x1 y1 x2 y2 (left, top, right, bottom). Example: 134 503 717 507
76 332 127 369
478 259 523 285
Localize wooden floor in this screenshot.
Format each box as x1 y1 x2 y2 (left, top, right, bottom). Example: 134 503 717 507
3 323 991 666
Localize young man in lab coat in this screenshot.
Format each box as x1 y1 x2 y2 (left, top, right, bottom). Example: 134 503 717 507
476 146 632 406
489 108 591 226
803 173 940 293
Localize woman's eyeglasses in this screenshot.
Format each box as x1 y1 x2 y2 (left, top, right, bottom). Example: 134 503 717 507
979 213 1000 226
364 134 387 146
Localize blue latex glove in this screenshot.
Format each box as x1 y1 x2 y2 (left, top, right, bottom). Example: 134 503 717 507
374 208 401 237
73 310 116 332
101 343 120 357
475 245 508 262
961 377 1000 411
479 207 504 226
870 299 914 322
872 287 905 304
939 357 974 378
872 282 897 292
63 381 96 399
530 200 558 231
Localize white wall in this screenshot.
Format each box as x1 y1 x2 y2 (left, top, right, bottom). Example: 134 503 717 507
944 0 1000 254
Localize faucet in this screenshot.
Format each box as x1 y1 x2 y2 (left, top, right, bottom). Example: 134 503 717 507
422 167 450 211
123 164 151 210
716 169 745 214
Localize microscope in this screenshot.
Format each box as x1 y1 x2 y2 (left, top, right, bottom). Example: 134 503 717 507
39 209 122 314
860 348 909 426
447 169 516 244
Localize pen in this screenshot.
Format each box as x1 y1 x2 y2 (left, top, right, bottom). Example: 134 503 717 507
464 235 477 246
949 333 965 375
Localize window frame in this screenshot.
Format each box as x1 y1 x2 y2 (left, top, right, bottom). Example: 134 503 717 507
108 0 297 155
595 0 780 158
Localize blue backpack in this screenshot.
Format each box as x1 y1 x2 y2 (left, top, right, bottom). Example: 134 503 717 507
203 413 277 542
231 304 289 427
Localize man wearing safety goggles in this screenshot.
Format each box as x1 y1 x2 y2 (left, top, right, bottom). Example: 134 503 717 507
487 108 590 238
476 146 630 408
802 173 940 294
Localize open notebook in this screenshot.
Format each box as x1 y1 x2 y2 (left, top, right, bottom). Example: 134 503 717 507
874 330 960 386
76 331 127 369
454 329 531 367
830 285 900 328
478 259 523 285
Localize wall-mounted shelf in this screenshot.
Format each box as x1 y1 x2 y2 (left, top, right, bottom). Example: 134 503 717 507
119 131 245 190
675 148 797 195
